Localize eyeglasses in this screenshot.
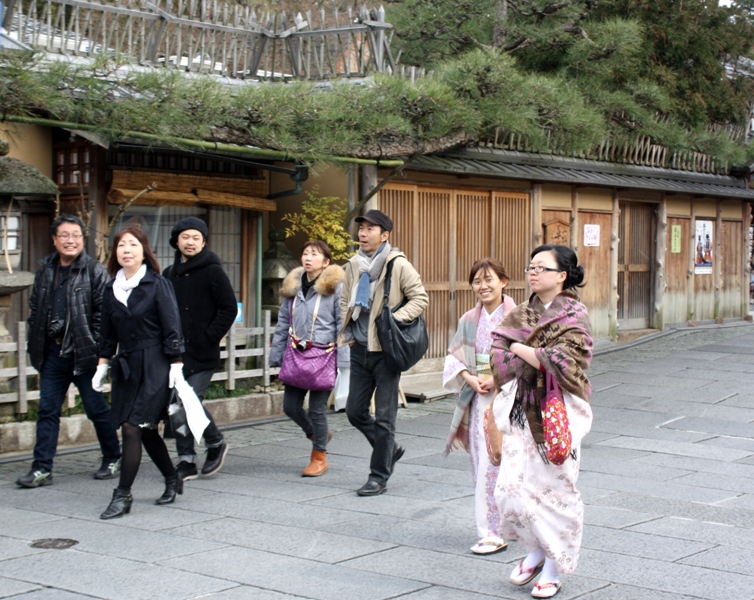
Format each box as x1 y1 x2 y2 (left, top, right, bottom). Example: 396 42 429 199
56 233 83 241
524 266 562 274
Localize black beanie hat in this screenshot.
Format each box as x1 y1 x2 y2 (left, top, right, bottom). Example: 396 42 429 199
169 217 209 249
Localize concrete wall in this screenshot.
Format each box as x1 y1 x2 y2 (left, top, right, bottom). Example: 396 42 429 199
0 391 285 456
267 163 350 257
0 123 53 178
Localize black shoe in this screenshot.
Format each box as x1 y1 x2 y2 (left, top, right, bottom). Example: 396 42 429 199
201 440 228 477
100 488 132 519
17 469 53 488
357 479 387 496
176 461 199 482
94 457 121 480
391 445 406 470
155 475 183 505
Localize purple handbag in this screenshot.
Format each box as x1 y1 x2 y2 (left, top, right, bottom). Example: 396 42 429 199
278 294 337 391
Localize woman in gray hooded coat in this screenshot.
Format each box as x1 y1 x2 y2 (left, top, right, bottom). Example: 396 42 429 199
270 241 348 477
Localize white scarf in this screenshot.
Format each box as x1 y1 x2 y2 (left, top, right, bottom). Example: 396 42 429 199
113 264 147 306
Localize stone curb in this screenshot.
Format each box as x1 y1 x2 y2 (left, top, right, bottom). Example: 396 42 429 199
0 390 284 456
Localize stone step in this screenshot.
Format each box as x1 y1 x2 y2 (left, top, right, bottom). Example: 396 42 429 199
401 372 450 403
616 328 661 344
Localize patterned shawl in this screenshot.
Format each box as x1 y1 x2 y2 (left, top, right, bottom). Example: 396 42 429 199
490 290 592 452
444 296 517 455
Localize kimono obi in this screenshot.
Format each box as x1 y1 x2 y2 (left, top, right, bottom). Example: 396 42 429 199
476 353 491 379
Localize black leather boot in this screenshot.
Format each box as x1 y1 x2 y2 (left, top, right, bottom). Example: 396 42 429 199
155 474 183 505
100 488 133 519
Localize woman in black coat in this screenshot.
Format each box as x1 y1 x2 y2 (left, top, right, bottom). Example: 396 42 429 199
93 226 186 519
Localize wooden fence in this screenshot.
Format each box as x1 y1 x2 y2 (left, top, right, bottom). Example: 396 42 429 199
2 0 396 80
0 310 280 418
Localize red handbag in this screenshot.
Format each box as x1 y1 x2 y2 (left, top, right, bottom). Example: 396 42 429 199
540 371 572 465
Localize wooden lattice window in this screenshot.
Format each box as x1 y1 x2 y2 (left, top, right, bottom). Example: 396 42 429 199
54 145 91 189
0 213 21 253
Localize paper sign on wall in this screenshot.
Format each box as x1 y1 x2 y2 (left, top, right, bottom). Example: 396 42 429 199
583 224 600 247
671 225 682 253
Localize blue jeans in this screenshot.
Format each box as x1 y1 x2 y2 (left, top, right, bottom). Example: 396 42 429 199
175 369 224 463
33 345 121 472
346 343 401 484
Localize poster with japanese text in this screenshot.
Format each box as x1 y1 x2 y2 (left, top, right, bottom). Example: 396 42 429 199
694 220 713 275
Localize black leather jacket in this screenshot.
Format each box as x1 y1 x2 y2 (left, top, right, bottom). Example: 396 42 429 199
27 250 109 374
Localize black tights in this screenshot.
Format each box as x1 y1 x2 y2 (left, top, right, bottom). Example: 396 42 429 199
117 423 175 492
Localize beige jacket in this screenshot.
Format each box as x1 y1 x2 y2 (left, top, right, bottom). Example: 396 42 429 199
338 251 429 351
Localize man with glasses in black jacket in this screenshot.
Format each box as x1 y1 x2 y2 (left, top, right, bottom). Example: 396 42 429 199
17 214 121 488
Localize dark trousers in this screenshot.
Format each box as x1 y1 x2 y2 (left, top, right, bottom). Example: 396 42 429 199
33 345 121 472
283 385 330 451
346 342 401 484
174 369 224 463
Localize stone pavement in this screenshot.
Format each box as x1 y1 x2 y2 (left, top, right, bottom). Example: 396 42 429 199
1 323 754 599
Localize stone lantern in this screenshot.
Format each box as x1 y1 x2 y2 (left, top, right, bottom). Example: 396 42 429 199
0 136 58 399
261 228 299 320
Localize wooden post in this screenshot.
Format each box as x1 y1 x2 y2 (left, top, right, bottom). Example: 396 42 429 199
654 195 667 331
360 164 378 212
609 190 620 341
226 320 236 391
714 198 723 323
570 185 579 252
448 190 457 344
347 164 357 252
531 184 542 257
262 310 271 387
17 321 27 415
743 202 752 319
687 201 696 324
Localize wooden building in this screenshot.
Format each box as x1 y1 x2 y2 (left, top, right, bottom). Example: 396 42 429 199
370 147 754 355
4 0 754 361
2 122 278 326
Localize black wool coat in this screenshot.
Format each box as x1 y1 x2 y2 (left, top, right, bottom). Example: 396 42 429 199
163 249 237 376
99 268 184 428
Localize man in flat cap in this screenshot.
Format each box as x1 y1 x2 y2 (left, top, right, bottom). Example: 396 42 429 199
163 217 237 480
339 209 429 496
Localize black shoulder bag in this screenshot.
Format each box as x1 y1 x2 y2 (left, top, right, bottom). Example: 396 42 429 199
375 259 429 372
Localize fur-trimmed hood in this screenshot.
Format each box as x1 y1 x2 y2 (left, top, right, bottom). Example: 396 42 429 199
281 265 345 298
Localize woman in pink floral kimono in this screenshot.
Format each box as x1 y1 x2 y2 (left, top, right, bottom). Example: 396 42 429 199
443 258 516 556
490 245 593 599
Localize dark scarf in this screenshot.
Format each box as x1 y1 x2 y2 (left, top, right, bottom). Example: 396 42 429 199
301 272 318 297
490 290 593 454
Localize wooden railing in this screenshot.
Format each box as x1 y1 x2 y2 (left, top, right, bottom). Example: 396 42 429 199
2 0 395 80
0 310 280 418
483 123 742 175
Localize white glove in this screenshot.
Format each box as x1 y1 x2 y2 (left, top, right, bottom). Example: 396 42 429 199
92 364 109 392
169 363 185 388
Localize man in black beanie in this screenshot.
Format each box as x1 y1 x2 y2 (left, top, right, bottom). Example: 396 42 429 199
163 217 237 480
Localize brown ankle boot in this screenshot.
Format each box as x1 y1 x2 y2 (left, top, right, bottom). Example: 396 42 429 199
302 450 328 477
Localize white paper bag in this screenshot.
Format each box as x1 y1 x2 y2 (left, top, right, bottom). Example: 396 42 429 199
333 367 350 412
174 379 211 445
